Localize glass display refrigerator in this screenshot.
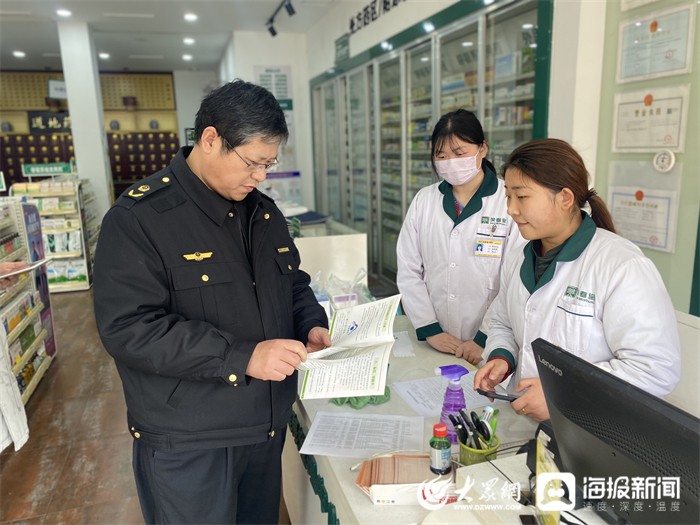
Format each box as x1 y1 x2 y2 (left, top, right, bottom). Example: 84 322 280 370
376 56 403 282
483 1 538 168
406 40 434 207
311 0 548 286
322 81 343 222
346 68 370 234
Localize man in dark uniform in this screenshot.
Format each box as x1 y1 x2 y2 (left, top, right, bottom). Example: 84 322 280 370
93 79 330 524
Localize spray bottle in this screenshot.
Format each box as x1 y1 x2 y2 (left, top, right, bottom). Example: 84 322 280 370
435 364 469 444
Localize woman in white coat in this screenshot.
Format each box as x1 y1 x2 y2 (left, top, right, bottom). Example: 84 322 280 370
474 139 680 421
397 110 520 364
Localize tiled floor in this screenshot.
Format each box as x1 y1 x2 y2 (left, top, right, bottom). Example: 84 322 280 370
0 291 143 525
0 280 396 524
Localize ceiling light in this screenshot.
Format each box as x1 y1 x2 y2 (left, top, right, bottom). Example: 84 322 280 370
13 51 26 58
484 0 495 5
268 24 277 37
182 54 193 61
423 21 435 33
184 12 198 22
183 37 195 45
461 41 474 47
284 0 295 16
420 56 429 62
128 54 165 60
56 9 72 17
522 23 534 29
99 52 110 60
529 43 538 48
103 12 155 19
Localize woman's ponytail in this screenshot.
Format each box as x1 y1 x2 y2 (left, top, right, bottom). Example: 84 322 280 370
586 190 616 233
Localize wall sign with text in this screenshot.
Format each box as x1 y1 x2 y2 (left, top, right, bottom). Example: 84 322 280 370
349 0 407 35
28 111 71 134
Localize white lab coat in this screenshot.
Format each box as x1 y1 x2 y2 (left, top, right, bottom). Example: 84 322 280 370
0 327 29 452
397 173 521 341
484 216 680 397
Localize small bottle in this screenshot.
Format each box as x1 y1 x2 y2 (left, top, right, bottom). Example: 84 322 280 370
429 423 452 475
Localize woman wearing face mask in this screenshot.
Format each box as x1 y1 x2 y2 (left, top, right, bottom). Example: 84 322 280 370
474 139 680 421
396 109 521 364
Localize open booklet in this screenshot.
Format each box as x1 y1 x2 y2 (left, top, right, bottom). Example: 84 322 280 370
298 294 402 400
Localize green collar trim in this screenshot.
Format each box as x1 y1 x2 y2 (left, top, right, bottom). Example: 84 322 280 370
520 212 597 293
439 165 498 226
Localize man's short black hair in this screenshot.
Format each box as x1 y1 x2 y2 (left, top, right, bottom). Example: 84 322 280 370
194 79 288 149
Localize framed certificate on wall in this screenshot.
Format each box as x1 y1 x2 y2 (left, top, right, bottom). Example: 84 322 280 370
617 3 696 83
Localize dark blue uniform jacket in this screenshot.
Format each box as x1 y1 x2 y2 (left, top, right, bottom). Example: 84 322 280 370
93 147 327 450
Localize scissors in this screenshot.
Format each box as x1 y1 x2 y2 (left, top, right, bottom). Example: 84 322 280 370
470 410 491 443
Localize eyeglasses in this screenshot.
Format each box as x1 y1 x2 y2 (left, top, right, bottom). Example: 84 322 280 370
220 135 278 172
232 148 279 172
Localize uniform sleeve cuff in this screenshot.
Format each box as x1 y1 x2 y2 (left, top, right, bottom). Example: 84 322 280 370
488 348 515 381
221 340 257 388
473 330 487 348
416 322 442 341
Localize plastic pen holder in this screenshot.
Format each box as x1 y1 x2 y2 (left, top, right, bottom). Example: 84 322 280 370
458 436 500 466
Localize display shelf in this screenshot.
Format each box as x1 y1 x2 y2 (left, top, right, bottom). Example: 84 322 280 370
7 300 44 345
12 179 99 292
38 209 78 216
490 124 533 132
0 217 15 231
21 354 53 406
490 71 535 87
1 247 27 264
12 191 76 198
43 227 81 234
46 281 90 293
50 251 83 259
11 328 48 375
491 94 535 105
0 277 30 310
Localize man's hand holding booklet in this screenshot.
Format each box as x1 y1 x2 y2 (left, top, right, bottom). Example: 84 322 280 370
298 294 401 400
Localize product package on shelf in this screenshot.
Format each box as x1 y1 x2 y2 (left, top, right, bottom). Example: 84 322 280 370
46 259 88 285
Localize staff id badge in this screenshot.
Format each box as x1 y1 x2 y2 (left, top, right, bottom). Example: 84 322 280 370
474 239 503 258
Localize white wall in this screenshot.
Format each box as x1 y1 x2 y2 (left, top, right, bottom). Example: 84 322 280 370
547 0 607 185
306 0 457 78
173 70 219 142
227 31 315 208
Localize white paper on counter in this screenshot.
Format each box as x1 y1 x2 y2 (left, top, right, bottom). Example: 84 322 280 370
392 374 508 418
392 330 415 357
299 411 424 458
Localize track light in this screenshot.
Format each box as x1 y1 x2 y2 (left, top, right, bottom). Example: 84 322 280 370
265 0 295 36
284 0 295 16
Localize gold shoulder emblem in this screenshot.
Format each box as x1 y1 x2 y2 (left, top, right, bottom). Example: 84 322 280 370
277 247 290 253
182 251 213 262
128 189 144 198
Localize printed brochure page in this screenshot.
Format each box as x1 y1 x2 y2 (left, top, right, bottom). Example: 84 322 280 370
298 294 401 399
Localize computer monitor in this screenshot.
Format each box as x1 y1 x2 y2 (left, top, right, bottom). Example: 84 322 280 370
532 337 700 525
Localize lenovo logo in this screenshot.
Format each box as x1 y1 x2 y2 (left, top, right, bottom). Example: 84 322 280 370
537 355 563 376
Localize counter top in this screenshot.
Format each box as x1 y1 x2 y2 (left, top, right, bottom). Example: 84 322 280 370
292 315 538 525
